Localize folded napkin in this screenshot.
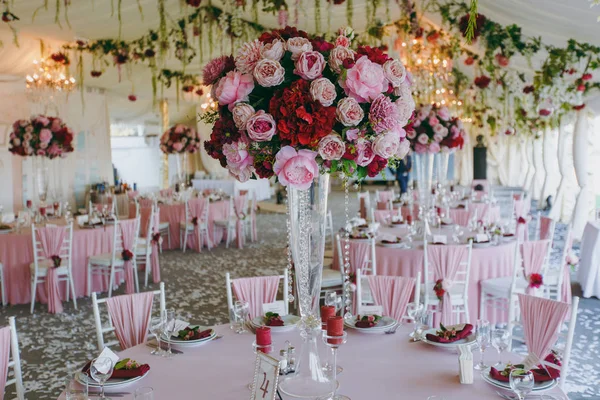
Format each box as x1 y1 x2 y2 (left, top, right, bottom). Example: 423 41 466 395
489 354 561 383
186 328 213 340
81 361 151 380
265 319 284 327
425 324 473 343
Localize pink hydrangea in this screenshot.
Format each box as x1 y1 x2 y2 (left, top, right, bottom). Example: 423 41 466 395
215 71 255 110
273 147 319 190
340 57 386 103
369 94 400 134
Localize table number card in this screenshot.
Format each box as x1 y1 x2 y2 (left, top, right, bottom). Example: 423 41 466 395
250 352 281 400
360 305 384 316
432 235 447 244
262 301 287 316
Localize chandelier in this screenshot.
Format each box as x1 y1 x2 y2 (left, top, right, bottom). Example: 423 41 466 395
25 55 77 104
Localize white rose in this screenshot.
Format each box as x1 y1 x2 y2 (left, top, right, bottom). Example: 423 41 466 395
383 59 407 87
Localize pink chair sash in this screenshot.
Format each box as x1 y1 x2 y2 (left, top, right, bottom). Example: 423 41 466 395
427 244 467 326
521 240 549 294
517 294 570 369
139 198 153 208
106 291 154 350
38 226 68 314
376 201 390 210
250 193 258 241
348 240 372 274
233 195 247 249
150 211 161 283
119 219 138 294
160 188 173 198
139 207 152 238
232 276 280 319
127 191 139 200
378 190 394 203
0 327 10 398
367 276 415 321
373 210 395 224
539 216 553 241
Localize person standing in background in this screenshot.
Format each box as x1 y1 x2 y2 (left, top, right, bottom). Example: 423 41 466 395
394 154 412 194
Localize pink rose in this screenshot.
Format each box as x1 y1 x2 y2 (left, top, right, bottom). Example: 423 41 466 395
51 118 62 132
223 140 251 167
428 142 440 153
232 103 255 129
340 57 386 103
261 39 285 61
328 46 355 74
286 37 312 61
35 116 50 126
450 125 460 138
355 138 375 167
433 133 443 142
246 111 276 142
318 134 346 160
437 106 451 121
433 124 448 137
372 131 400 159
407 129 417 139
336 97 364 126
428 115 439 127
215 71 255 110
383 59 406 87
254 59 285 87
273 146 319 190
417 134 429 145
12 138 20 146
174 124 185 134
396 139 410 159
40 128 53 144
294 51 326 80
173 142 184 152
346 128 360 142
335 35 350 47
310 78 337 107
414 143 427 154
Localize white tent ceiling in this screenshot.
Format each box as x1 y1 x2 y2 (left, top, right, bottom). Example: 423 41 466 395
0 0 597 126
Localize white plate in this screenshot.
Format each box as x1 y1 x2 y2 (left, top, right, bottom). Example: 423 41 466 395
377 240 406 248
421 328 477 348
344 316 396 333
251 315 300 333
0 229 13 234
164 327 216 346
481 367 557 392
76 369 148 389
472 241 492 248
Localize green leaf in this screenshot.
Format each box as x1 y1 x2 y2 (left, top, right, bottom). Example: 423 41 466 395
440 323 447 332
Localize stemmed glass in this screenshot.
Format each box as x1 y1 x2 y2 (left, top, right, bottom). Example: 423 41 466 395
89 357 114 400
134 387 154 400
406 302 423 338
509 369 535 400
492 329 510 367
324 291 341 314
322 332 350 400
149 316 165 356
162 309 176 357
233 301 250 334
474 319 491 370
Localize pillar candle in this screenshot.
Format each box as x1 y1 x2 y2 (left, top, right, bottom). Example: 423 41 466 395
321 306 336 330
327 316 344 345
256 326 272 353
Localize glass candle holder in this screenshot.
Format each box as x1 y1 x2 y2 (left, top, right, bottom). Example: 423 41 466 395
321 332 350 400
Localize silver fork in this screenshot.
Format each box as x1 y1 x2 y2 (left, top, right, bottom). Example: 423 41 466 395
385 323 400 334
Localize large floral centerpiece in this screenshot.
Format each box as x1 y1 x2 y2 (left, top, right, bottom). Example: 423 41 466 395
203 26 414 188
406 104 465 154
159 124 200 154
8 115 74 159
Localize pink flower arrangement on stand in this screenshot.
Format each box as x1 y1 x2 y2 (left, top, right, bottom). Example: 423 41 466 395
406 104 465 154
159 124 200 154
8 115 74 159
203 26 415 189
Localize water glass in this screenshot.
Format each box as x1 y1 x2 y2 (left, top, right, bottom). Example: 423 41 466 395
406 302 422 338
509 369 535 400
149 317 165 356
65 375 88 400
89 357 114 399
474 319 490 370
233 301 250 334
492 329 510 367
134 387 154 400
162 309 176 357
415 309 433 340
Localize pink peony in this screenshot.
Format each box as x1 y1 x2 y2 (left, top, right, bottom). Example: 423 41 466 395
35 116 50 126
355 138 376 167
372 131 400 159
246 111 276 142
294 51 326 80
340 57 386 103
254 59 285 87
232 103 255 129
173 142 184 152
273 146 319 190
396 139 410 159
417 134 429 145
310 78 337 107
346 128 360 142
235 39 264 74
437 106 451 121
261 39 285 61
202 55 235 86
335 35 351 48
318 134 346 160
369 94 400 133
428 142 440 153
174 124 185 134
336 97 364 126
286 37 312 61
428 115 439 127
51 118 62 132
328 46 355 74
383 59 407 87
215 71 255 110
39 129 53 144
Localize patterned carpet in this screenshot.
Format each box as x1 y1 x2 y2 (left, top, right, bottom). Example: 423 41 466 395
0 190 598 399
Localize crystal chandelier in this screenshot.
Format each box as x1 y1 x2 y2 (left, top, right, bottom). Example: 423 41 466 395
25 57 77 104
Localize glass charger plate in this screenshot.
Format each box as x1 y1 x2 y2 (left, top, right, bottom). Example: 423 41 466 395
481 367 557 392
343 316 396 333
251 315 301 333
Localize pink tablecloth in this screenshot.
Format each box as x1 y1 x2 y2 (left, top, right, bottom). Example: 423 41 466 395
0 225 121 305
58 324 566 399
373 204 500 227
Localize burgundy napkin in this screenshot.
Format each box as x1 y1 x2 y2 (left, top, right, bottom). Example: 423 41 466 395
185 328 213 340
81 361 151 380
355 320 376 328
425 324 473 343
456 204 466 209
266 319 285 327
489 354 561 383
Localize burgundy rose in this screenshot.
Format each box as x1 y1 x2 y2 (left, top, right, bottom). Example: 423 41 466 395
474 75 491 89
90 70 102 78
523 85 534 94
366 155 388 177
464 56 474 66
121 249 134 261
311 36 334 52
459 13 487 40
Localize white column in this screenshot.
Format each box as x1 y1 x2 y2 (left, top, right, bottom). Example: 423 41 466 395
524 136 535 194
531 134 545 201
540 126 560 208
549 121 569 222
572 111 592 239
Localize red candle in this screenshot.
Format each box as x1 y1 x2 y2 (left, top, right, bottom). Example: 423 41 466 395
406 215 413 224
321 306 336 330
327 316 344 344
256 326 271 353
26 200 32 209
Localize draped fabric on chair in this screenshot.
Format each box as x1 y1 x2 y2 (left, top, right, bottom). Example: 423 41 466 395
150 211 161 283
376 201 390 210
250 192 258 241
0 327 10 399
373 210 395 224
233 194 247 249
515 199 531 242
139 198 153 208
139 207 152 237
37 226 68 314
231 276 280 319
517 294 570 370
106 291 154 350
378 190 394 203
348 240 372 273
359 197 367 219
160 189 173 198
367 276 415 321
190 198 208 252
127 191 139 200
120 219 138 294
521 240 550 295
427 244 467 326
539 217 553 241
562 231 574 304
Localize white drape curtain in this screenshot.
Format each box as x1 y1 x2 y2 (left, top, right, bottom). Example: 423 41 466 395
572 111 592 239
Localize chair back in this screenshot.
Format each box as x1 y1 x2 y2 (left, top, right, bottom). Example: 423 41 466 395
233 194 249 219
226 271 289 320
0 317 24 400
362 272 416 321
357 192 371 220
91 283 166 351
537 213 556 244
32 222 73 273
335 235 377 276
137 207 156 257
375 190 394 203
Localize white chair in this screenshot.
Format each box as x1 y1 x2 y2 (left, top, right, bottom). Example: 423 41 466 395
180 198 211 252
3 317 25 400
507 295 579 391
357 191 371 220
536 212 556 244
91 282 166 351
153 200 171 253
136 206 156 287
335 234 377 307
214 198 238 248
30 222 77 314
320 234 346 302
325 210 334 246
0 263 6 306
242 193 257 243
422 239 473 324
544 225 572 301
87 217 141 298
225 271 289 319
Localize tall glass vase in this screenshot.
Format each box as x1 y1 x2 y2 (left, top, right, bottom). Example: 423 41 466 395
416 152 435 209
279 173 335 399
33 156 49 204
175 152 188 188
437 151 450 188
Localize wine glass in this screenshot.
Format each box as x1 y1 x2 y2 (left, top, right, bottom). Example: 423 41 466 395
474 319 491 370
149 316 165 356
89 357 114 400
324 291 341 313
509 369 535 400
406 302 423 338
162 309 176 357
134 387 154 400
415 309 433 341
233 301 249 334
492 329 511 367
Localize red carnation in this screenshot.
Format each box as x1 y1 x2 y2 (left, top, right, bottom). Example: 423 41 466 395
573 104 586 111
528 273 543 289
464 56 474 66
311 36 334 52
90 70 102 78
582 73 593 81
366 155 388 177
523 85 534 94
356 45 390 65
459 13 487 40
474 75 491 89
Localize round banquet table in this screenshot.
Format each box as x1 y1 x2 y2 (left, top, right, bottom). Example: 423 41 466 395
374 203 501 227
58 324 567 399
0 223 123 305
333 224 517 324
